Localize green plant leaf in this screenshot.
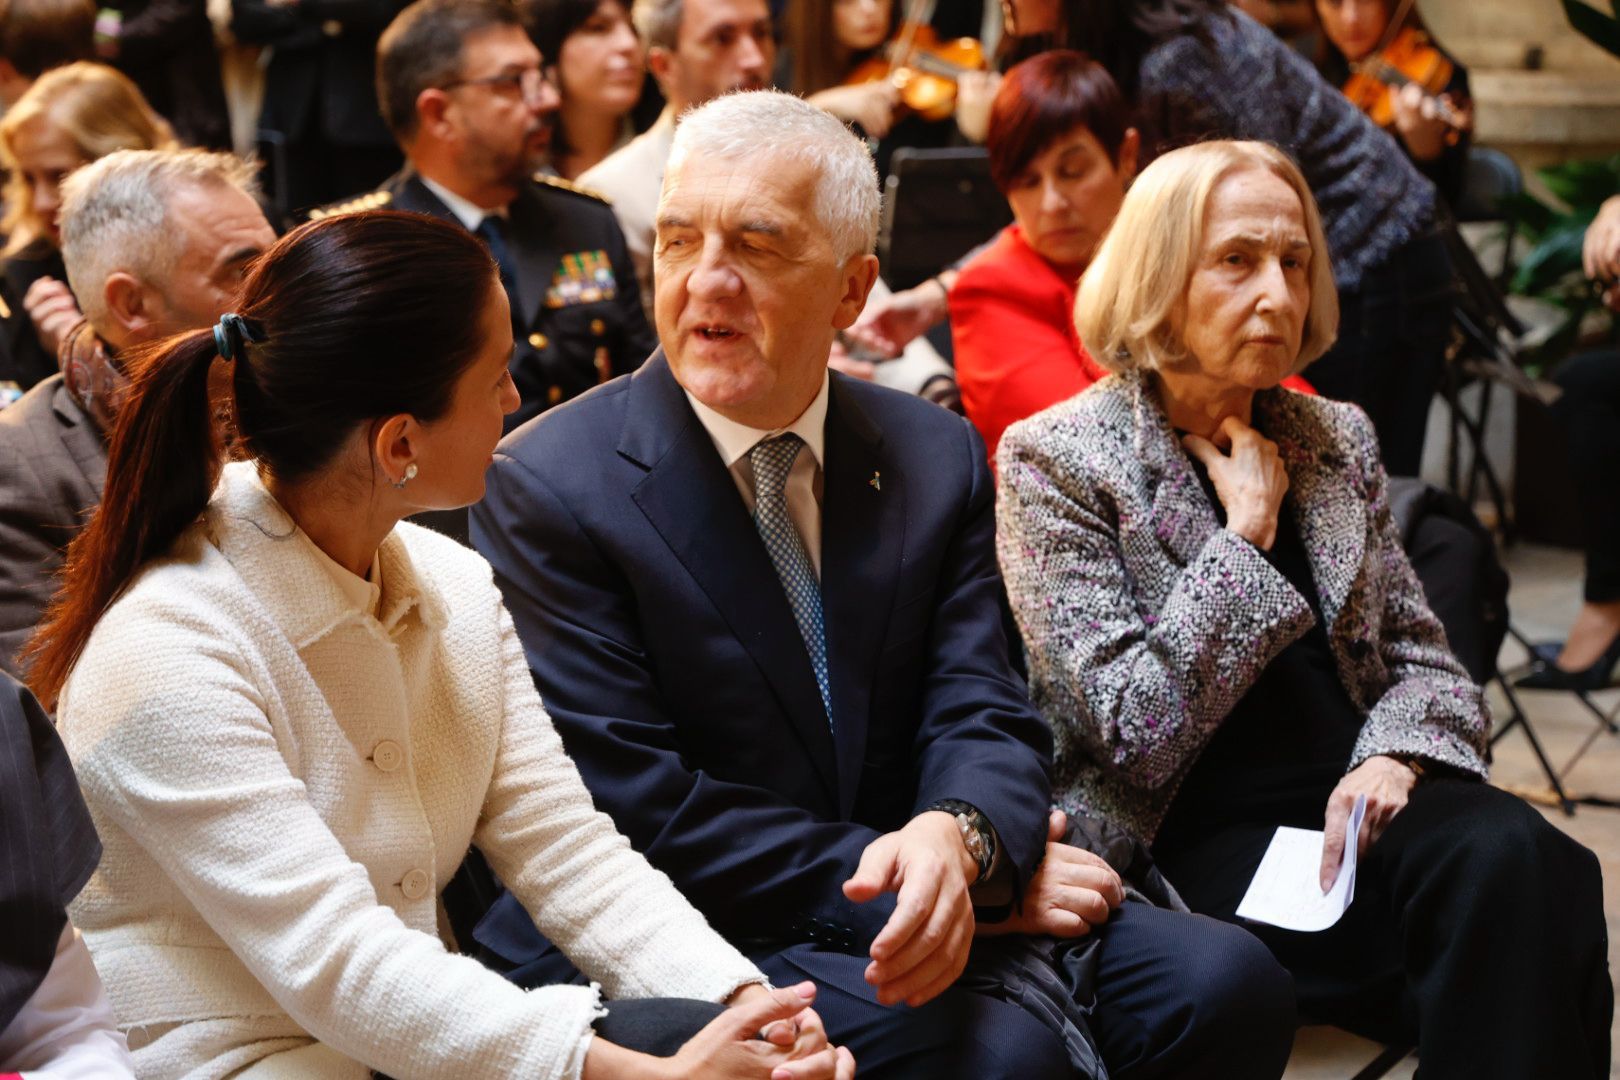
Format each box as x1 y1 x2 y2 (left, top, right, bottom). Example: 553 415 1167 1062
1536 155 1620 209
1564 0 1620 59
1496 191 1558 237
1511 220 1592 295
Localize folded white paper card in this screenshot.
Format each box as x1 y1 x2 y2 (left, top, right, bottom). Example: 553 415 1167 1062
1234 794 1368 932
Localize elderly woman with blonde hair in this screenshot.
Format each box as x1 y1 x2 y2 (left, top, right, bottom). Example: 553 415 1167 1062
996 139 1612 1077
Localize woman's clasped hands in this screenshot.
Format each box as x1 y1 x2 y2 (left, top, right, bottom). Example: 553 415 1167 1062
668 983 855 1080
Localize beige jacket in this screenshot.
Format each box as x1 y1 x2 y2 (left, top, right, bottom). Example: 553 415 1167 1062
60 462 762 1079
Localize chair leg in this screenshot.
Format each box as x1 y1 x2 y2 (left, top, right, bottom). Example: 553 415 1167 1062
1493 676 1577 815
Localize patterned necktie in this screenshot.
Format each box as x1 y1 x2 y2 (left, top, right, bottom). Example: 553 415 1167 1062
749 434 832 727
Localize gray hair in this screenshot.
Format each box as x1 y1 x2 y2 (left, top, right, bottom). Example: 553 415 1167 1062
60 148 261 334
665 89 880 262
631 0 681 50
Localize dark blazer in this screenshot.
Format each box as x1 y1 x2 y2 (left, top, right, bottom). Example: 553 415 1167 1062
230 0 405 148
470 354 1052 960
0 244 69 393
107 0 231 149
0 375 105 676
316 168 656 432
996 370 1490 843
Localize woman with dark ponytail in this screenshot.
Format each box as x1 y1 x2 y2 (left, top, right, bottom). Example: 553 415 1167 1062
24 211 853 1080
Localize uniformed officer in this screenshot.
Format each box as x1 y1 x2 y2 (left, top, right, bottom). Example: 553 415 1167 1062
320 0 654 435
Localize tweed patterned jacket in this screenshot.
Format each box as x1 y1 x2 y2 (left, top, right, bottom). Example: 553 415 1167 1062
995 371 1489 843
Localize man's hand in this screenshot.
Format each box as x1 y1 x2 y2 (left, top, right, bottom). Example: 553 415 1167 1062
22 276 82 362
978 811 1125 938
1319 755 1418 891
843 811 976 1007
845 278 950 359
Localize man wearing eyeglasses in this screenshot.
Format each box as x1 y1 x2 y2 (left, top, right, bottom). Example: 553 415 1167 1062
319 0 656 462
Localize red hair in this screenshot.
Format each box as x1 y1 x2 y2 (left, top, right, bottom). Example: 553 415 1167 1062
987 50 1130 194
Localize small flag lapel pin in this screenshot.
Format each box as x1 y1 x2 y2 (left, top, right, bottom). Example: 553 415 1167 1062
869 471 882 491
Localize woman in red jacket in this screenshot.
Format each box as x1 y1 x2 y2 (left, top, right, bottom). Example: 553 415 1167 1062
952 51 1309 463
949 51 1135 462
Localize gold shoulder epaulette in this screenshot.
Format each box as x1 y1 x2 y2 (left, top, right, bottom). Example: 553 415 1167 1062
533 172 611 205
307 189 394 220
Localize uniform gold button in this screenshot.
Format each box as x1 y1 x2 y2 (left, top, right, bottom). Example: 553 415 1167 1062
590 318 605 336
548 385 563 405
529 333 548 349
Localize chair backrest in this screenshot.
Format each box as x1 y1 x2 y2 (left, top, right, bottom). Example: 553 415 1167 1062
878 147 1012 291
1454 146 1524 224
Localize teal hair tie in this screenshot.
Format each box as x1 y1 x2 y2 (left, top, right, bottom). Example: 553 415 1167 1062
212 313 260 361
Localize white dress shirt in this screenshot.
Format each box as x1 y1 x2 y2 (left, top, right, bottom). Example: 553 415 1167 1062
686 372 830 578
0 925 133 1079
419 174 507 231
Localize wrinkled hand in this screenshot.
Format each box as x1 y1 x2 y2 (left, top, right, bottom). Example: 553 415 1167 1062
668 983 855 1080
846 279 949 358
954 70 1000 143
1181 416 1289 550
1318 756 1417 891
978 811 1125 938
1584 196 1620 310
844 811 976 1007
22 276 82 362
1390 83 1464 162
811 81 900 139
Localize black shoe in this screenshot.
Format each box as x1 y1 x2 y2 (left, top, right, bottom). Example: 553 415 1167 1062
1515 632 1620 691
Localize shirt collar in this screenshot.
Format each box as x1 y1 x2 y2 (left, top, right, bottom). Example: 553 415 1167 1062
685 370 830 472
418 174 509 232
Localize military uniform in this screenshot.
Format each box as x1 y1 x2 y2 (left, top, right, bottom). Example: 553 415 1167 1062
312 167 657 432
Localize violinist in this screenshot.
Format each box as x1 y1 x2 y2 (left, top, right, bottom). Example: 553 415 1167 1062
1314 0 1473 203
783 0 900 139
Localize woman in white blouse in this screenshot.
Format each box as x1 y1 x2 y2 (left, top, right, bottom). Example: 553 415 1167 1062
22 211 854 1080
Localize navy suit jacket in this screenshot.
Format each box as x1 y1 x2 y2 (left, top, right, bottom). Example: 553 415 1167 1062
470 352 1052 957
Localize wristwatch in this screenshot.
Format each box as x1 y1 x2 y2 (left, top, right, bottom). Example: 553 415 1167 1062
1386 754 1429 782
924 799 996 882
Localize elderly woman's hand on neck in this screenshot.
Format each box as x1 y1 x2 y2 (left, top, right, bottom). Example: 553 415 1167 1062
1181 415 1289 550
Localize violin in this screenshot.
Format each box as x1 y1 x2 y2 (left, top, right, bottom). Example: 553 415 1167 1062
1342 25 1468 135
843 3 986 123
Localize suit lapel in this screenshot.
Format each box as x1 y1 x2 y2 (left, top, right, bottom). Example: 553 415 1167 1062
52 384 106 494
820 380 902 820
1130 373 1220 569
1258 390 1368 637
507 187 559 330
622 355 841 805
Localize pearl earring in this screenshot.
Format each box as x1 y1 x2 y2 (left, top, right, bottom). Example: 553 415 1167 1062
393 463 418 490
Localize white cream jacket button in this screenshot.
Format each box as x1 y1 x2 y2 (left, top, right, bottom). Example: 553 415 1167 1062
372 740 403 772
400 869 430 900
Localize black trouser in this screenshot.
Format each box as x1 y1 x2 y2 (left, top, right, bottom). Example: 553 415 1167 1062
1307 225 1455 478
1154 779 1612 1078
755 901 1296 1080
593 997 728 1054
1553 350 1620 603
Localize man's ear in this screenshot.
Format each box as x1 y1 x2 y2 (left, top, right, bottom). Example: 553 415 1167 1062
832 253 881 330
101 272 157 343
414 88 454 142
646 46 677 97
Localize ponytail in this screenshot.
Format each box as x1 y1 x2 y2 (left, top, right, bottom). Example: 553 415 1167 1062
25 329 222 708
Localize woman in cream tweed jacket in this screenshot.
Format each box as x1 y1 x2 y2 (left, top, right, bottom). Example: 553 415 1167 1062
27 211 852 1080
996 141 1610 1077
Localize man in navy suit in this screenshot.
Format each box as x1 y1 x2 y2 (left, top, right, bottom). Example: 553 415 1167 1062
471 90 1296 1078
